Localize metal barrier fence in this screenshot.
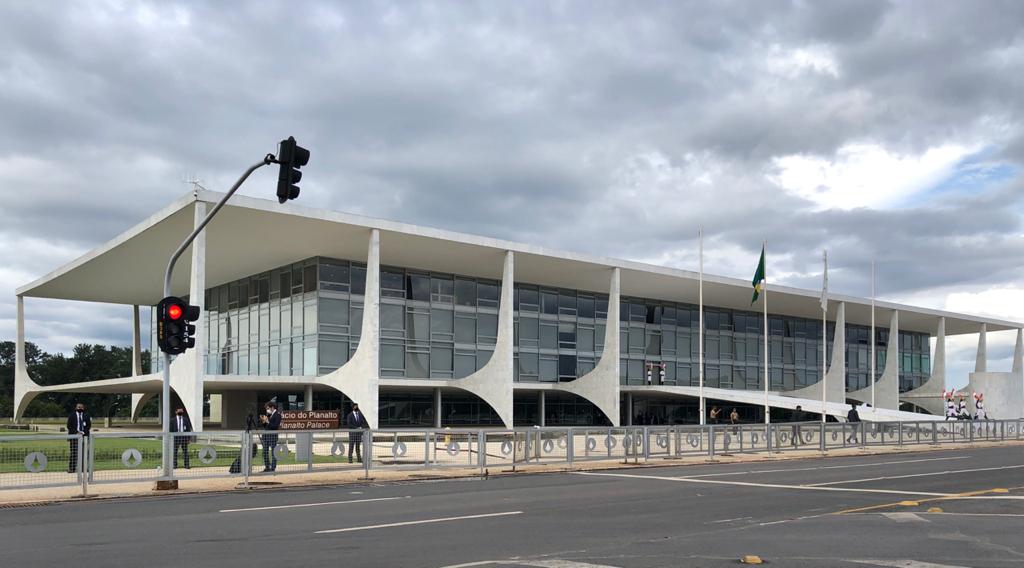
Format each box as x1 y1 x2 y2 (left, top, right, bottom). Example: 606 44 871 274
2 418 1023 495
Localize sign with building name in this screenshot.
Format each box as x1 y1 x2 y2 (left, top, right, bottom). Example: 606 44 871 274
280 410 339 430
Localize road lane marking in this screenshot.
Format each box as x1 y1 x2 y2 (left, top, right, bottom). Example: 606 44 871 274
881 512 928 523
919 512 1024 517
574 471 947 496
440 560 621 568
807 463 1024 486
850 560 969 568
710 516 753 524
316 511 523 534
220 495 409 513
681 456 969 479
834 486 1024 515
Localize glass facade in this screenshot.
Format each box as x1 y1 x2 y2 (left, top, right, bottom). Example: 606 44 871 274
513 285 608 383
153 256 930 396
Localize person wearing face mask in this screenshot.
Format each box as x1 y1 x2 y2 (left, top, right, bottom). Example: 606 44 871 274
65 402 91 473
259 401 282 472
169 406 194 470
344 403 370 463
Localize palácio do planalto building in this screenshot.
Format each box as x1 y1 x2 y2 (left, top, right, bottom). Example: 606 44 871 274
12 190 1024 430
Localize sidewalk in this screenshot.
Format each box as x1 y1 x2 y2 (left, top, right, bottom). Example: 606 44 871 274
2 439 1018 506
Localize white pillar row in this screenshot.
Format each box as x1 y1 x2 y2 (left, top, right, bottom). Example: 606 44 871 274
167 201 208 430
13 296 41 420
899 317 947 416
304 384 314 411
537 391 545 427
559 268 621 426
433 388 442 428
322 229 381 428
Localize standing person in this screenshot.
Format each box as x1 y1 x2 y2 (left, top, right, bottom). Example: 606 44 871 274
66 402 91 473
708 406 721 424
944 392 957 421
957 396 969 420
259 401 281 472
845 403 861 444
345 403 370 463
791 405 805 446
169 406 194 470
729 408 740 435
974 393 988 420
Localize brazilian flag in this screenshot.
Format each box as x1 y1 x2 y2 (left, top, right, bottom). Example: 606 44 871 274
751 245 765 305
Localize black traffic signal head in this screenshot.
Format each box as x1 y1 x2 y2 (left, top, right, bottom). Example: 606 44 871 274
156 296 201 355
276 136 310 204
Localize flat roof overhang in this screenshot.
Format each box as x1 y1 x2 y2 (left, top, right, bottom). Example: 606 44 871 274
17 190 1022 336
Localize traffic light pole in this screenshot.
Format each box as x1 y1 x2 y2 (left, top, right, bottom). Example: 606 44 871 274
160 154 274 480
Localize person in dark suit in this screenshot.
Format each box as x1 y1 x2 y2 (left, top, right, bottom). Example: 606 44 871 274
169 407 194 469
66 402 91 473
345 403 370 463
259 401 281 472
846 403 861 444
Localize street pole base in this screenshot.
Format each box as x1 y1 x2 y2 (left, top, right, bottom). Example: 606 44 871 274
154 480 179 490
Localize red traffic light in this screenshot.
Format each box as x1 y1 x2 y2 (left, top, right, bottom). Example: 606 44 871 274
168 304 183 320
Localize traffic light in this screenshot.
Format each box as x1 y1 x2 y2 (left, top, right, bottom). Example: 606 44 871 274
156 296 201 355
276 136 310 203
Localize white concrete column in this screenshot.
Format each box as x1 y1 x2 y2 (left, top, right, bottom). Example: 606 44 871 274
976 323 987 373
1013 328 1023 376
322 229 381 427
169 201 208 431
625 392 633 426
13 295 41 420
304 384 314 411
433 387 442 428
537 390 545 427
560 268 621 426
934 317 946 386
445 251 515 428
131 305 143 375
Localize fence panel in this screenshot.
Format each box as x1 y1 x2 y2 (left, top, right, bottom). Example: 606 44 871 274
170 431 247 480
481 430 524 468
0 434 84 490
645 427 673 459
88 432 164 485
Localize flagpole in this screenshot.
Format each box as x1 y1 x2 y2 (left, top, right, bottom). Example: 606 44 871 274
763 240 769 425
821 250 828 424
698 226 705 426
870 260 876 412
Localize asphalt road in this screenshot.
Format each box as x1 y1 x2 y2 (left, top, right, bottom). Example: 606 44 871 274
2 445 1023 567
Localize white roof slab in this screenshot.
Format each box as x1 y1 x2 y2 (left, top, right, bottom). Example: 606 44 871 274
17 190 1023 336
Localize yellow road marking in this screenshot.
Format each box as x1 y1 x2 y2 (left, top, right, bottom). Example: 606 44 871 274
834 486 1022 515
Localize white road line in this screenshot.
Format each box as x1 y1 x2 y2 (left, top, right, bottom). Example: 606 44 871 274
881 512 928 523
920 512 1024 517
807 464 1024 486
219 495 409 513
440 560 620 568
574 471 948 496
682 456 969 479
710 516 752 524
315 511 523 534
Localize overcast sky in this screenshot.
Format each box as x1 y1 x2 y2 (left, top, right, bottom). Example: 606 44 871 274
1 1 1022 389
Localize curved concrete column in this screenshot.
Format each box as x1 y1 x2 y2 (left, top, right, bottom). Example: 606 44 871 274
169 201 207 431
13 296 41 420
131 392 157 422
558 268 621 426
788 301 846 406
976 324 987 372
900 317 946 416
321 229 380 427
850 310 899 411
962 328 1024 419
447 251 514 428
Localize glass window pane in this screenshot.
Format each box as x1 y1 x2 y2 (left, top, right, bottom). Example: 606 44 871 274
318 297 349 326
381 343 404 370
578 296 595 319
558 354 576 378
455 279 476 307
518 287 539 309
320 261 350 292
431 277 454 303
558 322 576 349
541 291 558 315
578 327 595 352
478 313 498 340
407 274 430 301
519 316 538 341
408 312 429 342
540 323 557 349
518 352 538 376
303 265 317 293
455 354 476 378
540 357 557 382
477 282 499 307
455 316 476 344
381 303 404 331
430 308 454 335
430 346 453 372
320 339 348 368
406 351 429 377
